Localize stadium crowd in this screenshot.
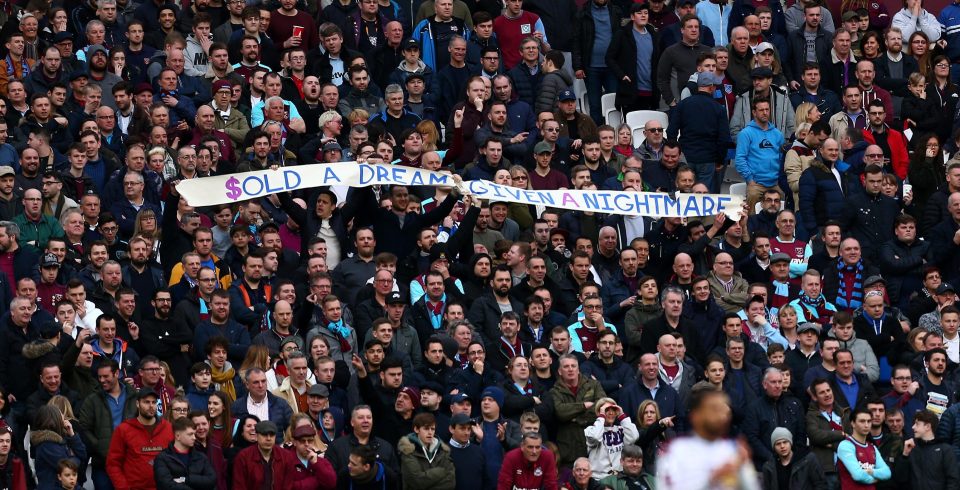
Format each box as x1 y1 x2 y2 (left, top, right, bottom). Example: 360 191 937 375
1 0 960 487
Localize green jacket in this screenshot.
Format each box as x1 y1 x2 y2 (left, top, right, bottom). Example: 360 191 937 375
77 384 139 468
12 213 65 252
599 472 657 490
550 375 607 467
397 434 456 490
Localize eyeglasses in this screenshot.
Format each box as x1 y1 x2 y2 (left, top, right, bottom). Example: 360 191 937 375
99 226 118 232
864 153 884 158
512 175 528 181
172 407 189 413
543 128 559 132
937 63 950 68
199 278 217 283
645 128 664 133
893 376 912 381
583 304 603 310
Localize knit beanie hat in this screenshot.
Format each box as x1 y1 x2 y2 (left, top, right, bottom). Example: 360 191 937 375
770 427 793 447
481 386 505 408
400 386 421 409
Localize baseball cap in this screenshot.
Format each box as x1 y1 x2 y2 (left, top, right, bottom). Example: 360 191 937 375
770 252 791 264
751 66 774 79
449 413 473 426
558 90 576 102
213 80 232 93
0 166 14 178
53 32 73 44
69 71 88 82
429 243 449 264
308 384 330 397
402 39 420 51
755 42 776 53
386 291 405 305
697 72 722 87
842 10 859 21
255 421 278 435
41 253 60 268
134 83 153 95
406 73 425 84
135 387 159 400
937 283 956 295
293 424 317 439
534 141 553 154
322 141 342 152
450 393 470 404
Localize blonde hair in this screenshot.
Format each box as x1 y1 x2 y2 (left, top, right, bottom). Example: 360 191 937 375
638 400 662 428
47 395 75 420
795 102 818 125
595 397 618 416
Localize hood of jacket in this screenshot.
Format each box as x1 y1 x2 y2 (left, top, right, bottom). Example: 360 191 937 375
29 429 64 449
396 59 432 75
22 339 56 360
546 69 573 86
397 432 447 457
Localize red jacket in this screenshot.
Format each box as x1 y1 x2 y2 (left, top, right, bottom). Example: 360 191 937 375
232 445 330 490
862 127 909 180
497 447 559 490
106 418 174 490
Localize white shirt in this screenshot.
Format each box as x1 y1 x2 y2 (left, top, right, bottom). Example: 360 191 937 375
658 436 761 490
75 300 104 332
247 395 269 421
946 334 960 364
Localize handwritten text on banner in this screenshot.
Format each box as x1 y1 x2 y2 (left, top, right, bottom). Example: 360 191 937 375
176 163 744 218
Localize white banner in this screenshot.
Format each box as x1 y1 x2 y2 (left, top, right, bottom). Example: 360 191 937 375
175 163 744 218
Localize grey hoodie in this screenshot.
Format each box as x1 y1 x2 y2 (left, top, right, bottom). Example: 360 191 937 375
828 328 880 382
184 34 209 78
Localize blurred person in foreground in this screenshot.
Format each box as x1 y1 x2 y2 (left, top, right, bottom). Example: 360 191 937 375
657 385 760 489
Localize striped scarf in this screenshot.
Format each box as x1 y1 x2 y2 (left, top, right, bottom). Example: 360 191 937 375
835 259 864 311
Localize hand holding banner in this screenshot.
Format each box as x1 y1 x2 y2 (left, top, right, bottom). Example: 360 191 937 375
175 162 745 219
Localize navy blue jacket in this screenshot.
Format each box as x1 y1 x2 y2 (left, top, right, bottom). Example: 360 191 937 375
507 63 543 108
743 393 806 466
193 319 251 365
580 355 634 398
667 91 731 164
616 379 682 428
798 159 853 237
231 392 293 442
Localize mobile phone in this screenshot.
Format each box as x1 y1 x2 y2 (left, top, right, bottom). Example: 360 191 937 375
293 26 304 38
903 184 913 195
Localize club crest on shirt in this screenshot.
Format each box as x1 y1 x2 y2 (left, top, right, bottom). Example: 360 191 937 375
521 23 531 34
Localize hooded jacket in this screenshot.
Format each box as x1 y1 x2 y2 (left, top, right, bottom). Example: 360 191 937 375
77 383 139 468
730 86 795 140
30 429 86 490
397 434 456 490
106 417 174 490
828 329 880 382
735 120 785 187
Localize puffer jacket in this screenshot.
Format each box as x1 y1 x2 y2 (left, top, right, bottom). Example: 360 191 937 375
534 69 573 114
396 434 456 490
805 403 850 474
798 158 853 237
153 443 217 490
936 402 960 460
550 376 607 467
827 330 880 383
878 237 932 307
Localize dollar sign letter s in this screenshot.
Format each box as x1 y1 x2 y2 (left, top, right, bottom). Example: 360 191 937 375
225 177 242 200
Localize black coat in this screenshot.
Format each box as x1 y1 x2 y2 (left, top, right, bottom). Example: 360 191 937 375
879 237 931 304
278 188 362 258
153 444 217 490
893 437 960 490
840 190 902 261
605 24 661 108
743 393 806 467
467 292 524 344
572 2 625 72
874 54 920 97
353 186 457 259
785 28 831 84
761 452 828 490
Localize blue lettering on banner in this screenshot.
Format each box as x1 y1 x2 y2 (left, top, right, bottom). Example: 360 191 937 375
613 194 633 213
535 191 555 206
391 166 408 183
410 171 424 186
596 192 614 212
701 196 717 215
633 193 651 215
429 173 450 186
321 167 340 184
683 196 701 216
376 165 390 182
468 180 489 196
359 164 373 184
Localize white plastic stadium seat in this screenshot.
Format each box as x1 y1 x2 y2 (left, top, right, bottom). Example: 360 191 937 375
728 182 747 198
626 110 669 145
574 79 589 115
601 93 621 126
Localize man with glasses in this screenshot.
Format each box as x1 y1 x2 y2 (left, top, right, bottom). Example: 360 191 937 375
862 99 908 179
109 171 160 239
637 120 667 161
882 365 925 437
